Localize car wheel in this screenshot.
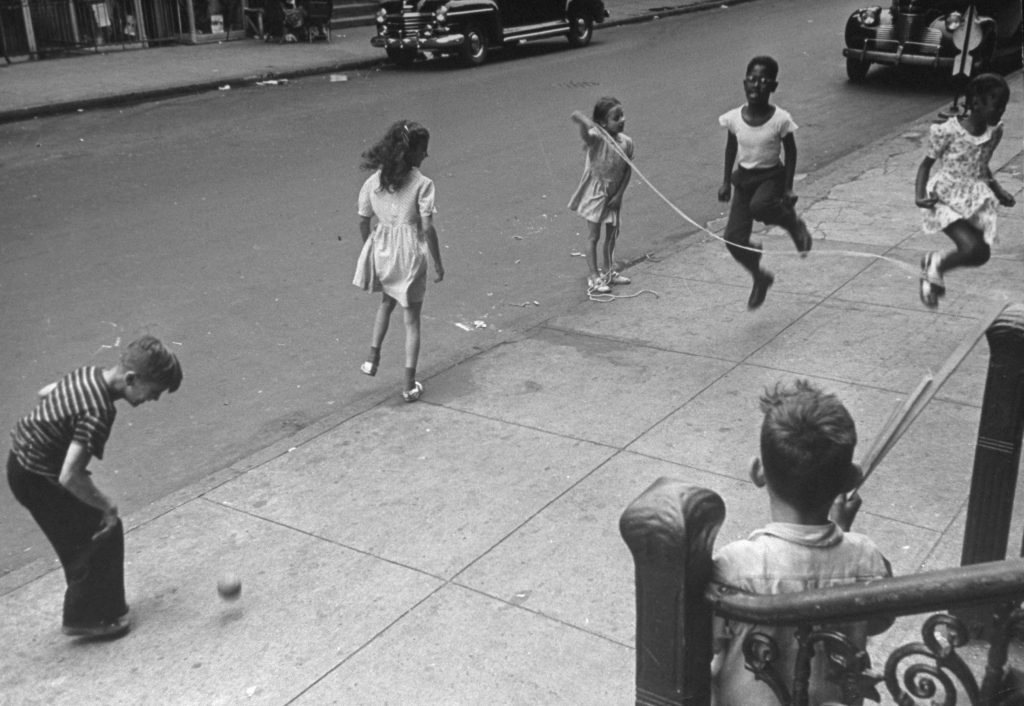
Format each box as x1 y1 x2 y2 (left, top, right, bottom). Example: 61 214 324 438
459 25 488 66
386 47 417 66
567 8 593 47
846 56 870 82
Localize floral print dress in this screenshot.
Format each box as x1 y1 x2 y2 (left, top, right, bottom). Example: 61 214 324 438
921 117 1002 244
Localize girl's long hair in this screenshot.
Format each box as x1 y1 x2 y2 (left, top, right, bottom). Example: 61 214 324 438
360 120 430 192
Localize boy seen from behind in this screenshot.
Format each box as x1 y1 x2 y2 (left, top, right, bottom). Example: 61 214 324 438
711 379 892 705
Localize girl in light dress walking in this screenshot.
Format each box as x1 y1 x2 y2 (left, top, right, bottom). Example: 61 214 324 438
351 120 444 402
916 73 1015 308
569 96 634 295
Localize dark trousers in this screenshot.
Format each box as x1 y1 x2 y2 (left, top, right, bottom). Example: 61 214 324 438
7 452 127 625
723 164 800 277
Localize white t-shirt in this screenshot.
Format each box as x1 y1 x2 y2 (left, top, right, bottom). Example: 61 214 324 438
719 105 798 170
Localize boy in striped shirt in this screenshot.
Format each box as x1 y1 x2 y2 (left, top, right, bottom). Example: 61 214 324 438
7 335 182 639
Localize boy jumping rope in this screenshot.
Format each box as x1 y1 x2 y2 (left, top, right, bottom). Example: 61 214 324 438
7 336 182 639
718 55 812 309
712 379 892 705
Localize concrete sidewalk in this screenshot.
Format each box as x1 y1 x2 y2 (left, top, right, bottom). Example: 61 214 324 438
0 0 751 123
1 61 1021 701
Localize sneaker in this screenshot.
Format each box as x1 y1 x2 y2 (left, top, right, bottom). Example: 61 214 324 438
747 270 774 309
789 218 812 257
359 361 378 377
63 614 131 639
402 381 423 403
606 270 631 286
587 274 611 294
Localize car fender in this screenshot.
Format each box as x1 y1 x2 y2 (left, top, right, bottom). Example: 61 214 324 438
439 0 500 39
568 0 606 23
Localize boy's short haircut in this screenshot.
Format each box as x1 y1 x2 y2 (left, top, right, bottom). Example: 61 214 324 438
746 55 779 80
759 379 856 510
122 336 183 393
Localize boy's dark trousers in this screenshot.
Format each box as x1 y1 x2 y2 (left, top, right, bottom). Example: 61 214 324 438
724 164 800 276
7 452 127 626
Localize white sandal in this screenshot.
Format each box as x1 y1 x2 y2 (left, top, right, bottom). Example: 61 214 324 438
402 381 423 403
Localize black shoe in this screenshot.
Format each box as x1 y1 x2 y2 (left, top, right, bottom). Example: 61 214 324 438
63 614 131 639
792 218 812 257
747 270 774 309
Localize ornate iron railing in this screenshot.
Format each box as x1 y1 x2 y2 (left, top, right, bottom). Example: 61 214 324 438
620 303 1024 706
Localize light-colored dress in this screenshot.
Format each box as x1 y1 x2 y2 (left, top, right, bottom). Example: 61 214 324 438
353 168 436 307
568 127 634 226
922 117 1002 244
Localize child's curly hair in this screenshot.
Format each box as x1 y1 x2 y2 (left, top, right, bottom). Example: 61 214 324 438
759 379 857 511
361 120 430 192
966 73 1010 113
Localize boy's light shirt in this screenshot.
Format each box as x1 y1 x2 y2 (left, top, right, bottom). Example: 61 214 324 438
711 521 891 706
719 106 797 170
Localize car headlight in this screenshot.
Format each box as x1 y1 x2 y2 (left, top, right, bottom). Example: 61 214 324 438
857 6 880 26
945 12 963 32
375 8 387 24
434 5 447 22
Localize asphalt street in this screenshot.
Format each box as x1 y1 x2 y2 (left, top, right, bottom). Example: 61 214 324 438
0 0 967 576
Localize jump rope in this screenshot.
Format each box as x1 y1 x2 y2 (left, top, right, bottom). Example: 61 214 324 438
586 123 1014 493
584 123 925 304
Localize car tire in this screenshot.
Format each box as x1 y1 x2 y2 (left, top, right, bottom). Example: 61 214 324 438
459 24 488 66
846 56 870 82
386 47 417 66
567 7 593 47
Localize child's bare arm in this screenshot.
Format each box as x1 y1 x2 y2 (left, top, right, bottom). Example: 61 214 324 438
719 133 737 202
356 215 372 243
983 129 1016 207
58 441 119 539
606 167 632 210
571 111 597 143
422 215 444 282
830 490 862 532
915 156 938 208
782 133 798 196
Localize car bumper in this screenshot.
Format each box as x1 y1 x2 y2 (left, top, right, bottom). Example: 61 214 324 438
371 34 466 51
843 46 953 69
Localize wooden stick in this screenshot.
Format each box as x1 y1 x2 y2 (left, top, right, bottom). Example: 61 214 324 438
851 301 1008 497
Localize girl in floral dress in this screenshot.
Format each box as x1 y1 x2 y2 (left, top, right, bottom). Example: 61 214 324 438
352 120 444 402
915 73 1016 308
569 96 634 295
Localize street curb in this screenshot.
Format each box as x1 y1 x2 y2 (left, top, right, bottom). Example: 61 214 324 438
0 0 755 125
0 89 987 595
0 56 384 125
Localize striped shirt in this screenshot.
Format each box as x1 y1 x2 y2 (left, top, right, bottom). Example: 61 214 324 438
10 367 116 478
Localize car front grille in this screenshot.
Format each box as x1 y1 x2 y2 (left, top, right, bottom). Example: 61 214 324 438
872 12 942 53
385 12 428 38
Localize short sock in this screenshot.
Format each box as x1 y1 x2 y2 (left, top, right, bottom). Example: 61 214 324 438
404 367 416 391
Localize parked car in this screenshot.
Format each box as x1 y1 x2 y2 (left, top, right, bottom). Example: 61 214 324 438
842 0 1023 81
371 0 607 66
